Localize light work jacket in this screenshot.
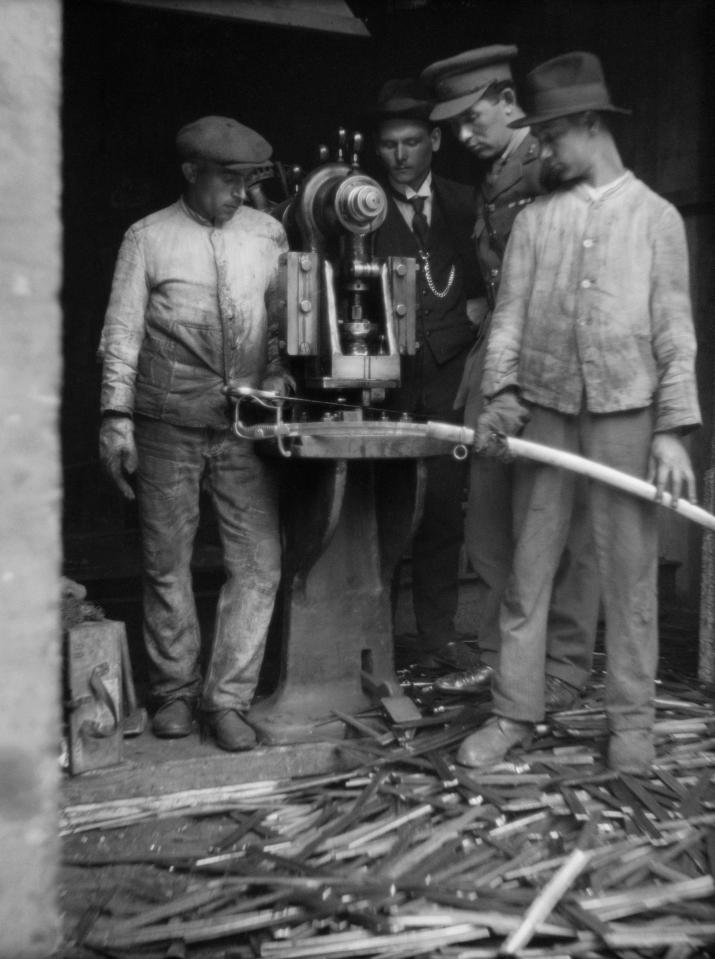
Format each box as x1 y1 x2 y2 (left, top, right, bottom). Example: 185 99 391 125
99 197 288 428
482 171 701 433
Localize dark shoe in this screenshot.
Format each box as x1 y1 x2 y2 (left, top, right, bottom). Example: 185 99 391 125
207 709 257 752
608 729 654 774
430 639 483 671
457 716 533 768
435 665 494 694
544 675 581 713
152 699 193 739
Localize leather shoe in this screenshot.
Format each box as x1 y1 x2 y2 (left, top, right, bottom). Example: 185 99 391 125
435 665 494 694
424 639 482 671
544 675 580 712
207 710 257 752
152 699 193 739
608 729 654 775
457 716 533 768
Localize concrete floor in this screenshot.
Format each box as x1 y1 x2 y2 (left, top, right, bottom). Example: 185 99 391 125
60 571 483 804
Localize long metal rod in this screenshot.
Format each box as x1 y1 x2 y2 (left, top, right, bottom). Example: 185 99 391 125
424 421 715 533
228 392 715 533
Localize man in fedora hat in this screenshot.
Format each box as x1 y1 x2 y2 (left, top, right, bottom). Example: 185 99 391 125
421 45 600 711
370 78 484 673
98 116 293 752
455 52 701 773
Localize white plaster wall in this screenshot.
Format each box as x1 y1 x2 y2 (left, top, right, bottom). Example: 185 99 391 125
0 1 62 954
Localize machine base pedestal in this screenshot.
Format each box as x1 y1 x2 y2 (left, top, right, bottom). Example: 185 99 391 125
249 456 425 745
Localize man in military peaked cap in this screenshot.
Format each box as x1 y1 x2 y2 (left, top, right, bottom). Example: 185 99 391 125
370 78 485 674
420 46 600 712
455 52 700 774
98 116 292 752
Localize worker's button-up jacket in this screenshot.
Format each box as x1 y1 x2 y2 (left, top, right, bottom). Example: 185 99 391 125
482 171 702 433
99 197 288 429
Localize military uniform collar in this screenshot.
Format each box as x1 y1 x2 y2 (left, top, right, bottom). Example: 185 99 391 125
482 130 539 200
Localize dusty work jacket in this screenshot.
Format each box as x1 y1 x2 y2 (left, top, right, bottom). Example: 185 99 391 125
482 172 701 433
99 197 288 429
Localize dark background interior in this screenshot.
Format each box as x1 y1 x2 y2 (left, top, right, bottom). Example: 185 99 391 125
61 0 714 690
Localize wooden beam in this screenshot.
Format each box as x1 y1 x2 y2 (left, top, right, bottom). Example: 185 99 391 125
98 0 371 36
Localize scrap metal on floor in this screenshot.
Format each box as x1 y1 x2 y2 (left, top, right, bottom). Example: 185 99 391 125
57 630 715 959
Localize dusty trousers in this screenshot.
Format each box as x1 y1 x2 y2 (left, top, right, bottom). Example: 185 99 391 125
492 405 658 729
466 455 599 689
134 417 281 713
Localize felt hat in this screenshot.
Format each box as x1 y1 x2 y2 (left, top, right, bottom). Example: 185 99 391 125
176 115 272 168
371 77 435 123
421 44 518 121
510 51 630 128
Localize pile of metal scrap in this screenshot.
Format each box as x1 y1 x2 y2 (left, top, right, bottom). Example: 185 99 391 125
60 666 715 959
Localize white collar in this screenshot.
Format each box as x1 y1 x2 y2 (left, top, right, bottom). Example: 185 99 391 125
392 171 432 202
578 170 631 202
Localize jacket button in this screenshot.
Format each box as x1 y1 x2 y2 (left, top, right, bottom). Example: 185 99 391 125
580 279 592 289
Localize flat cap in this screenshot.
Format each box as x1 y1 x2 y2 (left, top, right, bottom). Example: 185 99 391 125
176 115 272 168
421 44 518 121
371 77 434 123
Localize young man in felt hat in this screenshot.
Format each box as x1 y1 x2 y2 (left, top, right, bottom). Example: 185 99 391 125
98 116 293 752
455 52 701 773
371 79 485 673
421 46 600 710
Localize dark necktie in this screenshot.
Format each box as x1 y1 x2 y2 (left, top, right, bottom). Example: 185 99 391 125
407 195 430 251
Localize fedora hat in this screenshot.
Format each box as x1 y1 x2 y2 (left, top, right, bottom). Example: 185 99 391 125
421 44 518 122
371 77 435 123
510 51 630 128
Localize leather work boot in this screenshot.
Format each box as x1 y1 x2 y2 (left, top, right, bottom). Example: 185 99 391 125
152 699 194 739
435 665 494 695
607 729 655 775
207 710 257 752
544 675 581 713
457 716 533 768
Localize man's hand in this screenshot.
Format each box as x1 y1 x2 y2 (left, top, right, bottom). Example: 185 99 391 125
647 432 697 508
260 373 295 397
475 390 531 454
99 416 138 501
465 297 489 329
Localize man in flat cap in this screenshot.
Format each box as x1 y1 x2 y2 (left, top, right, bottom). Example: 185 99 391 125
421 45 599 711
370 79 484 673
98 116 292 752
455 52 700 773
